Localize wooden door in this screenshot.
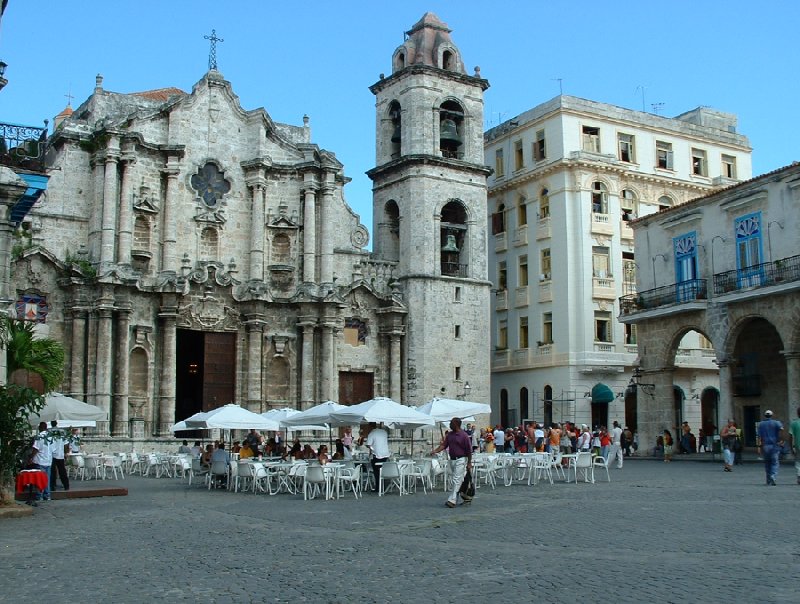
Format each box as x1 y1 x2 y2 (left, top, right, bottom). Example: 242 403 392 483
338 371 373 405
203 332 236 411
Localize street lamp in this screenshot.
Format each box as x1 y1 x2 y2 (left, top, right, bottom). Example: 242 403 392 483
628 367 655 397
457 381 471 400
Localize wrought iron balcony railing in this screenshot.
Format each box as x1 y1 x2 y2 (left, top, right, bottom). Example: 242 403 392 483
713 254 800 295
619 278 707 315
0 121 48 172
441 261 468 277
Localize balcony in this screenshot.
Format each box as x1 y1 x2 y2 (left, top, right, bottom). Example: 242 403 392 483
538 280 552 302
619 278 707 316
514 286 529 308
495 289 508 311
592 275 616 300
512 226 528 247
494 231 507 253
620 220 634 241
591 213 614 236
713 254 800 296
493 348 510 368
1 122 48 172
536 217 551 240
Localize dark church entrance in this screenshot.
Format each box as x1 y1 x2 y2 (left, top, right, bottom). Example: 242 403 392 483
175 330 237 423
338 371 374 406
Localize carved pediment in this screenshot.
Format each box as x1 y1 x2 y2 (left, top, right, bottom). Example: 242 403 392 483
133 186 159 214
194 207 227 225
178 290 241 330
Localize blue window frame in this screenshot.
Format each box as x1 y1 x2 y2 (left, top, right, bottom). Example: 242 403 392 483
735 212 764 287
674 232 698 302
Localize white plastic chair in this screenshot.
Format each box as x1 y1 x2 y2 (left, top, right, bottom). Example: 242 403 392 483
227 461 238 491
103 455 125 480
570 452 595 484
68 455 85 481
550 451 566 481
84 456 105 480
304 465 327 500
208 460 229 490
593 455 611 482
127 452 144 476
378 461 403 496
235 462 253 493
337 464 362 499
190 458 209 487
406 459 432 494
527 453 552 486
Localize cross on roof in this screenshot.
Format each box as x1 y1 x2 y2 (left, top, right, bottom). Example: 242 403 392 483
204 29 224 71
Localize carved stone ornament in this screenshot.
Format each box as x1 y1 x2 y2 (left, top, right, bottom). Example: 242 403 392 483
351 225 369 249
178 291 241 330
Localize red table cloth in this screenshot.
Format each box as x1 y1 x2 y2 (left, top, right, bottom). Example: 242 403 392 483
16 469 48 494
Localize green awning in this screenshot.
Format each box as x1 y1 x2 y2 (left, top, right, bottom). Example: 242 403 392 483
591 383 614 404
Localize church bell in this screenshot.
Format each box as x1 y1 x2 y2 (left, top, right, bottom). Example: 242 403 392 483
441 233 459 252
391 123 401 143
439 118 462 147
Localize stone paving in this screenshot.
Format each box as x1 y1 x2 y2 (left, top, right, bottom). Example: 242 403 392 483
1 458 798 603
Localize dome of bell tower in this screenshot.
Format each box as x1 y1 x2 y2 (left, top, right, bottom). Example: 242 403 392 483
392 12 465 74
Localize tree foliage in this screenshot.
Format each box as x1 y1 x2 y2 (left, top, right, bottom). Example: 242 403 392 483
2 318 65 393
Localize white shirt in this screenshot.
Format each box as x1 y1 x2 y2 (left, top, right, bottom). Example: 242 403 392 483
49 430 65 460
611 426 623 446
493 429 505 445
366 428 390 459
32 431 53 466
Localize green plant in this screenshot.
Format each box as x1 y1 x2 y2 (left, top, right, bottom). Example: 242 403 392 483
64 252 97 279
2 318 66 393
0 385 44 504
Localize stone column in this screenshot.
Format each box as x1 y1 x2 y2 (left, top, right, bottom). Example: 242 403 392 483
70 308 87 398
100 137 120 265
302 184 317 283
0 168 28 385
88 158 104 260
319 176 335 283
389 333 402 402
94 288 115 437
86 308 98 406
116 149 136 265
160 156 181 274
158 300 178 435
298 319 316 407
113 305 132 436
782 351 800 423
245 318 265 411
320 320 336 402
716 358 734 425
248 181 266 281
635 367 675 460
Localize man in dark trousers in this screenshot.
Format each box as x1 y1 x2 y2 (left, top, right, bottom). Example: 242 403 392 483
757 409 785 486
432 417 472 508
49 420 69 492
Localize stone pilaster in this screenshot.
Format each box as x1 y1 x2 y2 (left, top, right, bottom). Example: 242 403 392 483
70 308 87 398
248 181 266 282
113 305 132 436
100 137 120 265
716 358 735 425
635 367 675 459
245 318 265 411
116 148 136 265
782 351 800 423
320 320 336 402
319 175 335 283
160 156 181 274
299 319 316 407
158 300 178 435
302 184 317 283
94 288 115 436
390 333 402 402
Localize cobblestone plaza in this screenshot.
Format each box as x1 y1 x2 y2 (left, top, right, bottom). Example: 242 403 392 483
1 459 797 602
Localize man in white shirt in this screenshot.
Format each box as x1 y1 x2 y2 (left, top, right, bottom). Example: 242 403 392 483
30 422 53 501
608 420 624 469
365 423 390 491
48 420 70 492
493 425 505 451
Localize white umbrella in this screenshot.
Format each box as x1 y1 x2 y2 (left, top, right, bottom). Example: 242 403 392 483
28 392 107 428
329 397 435 429
262 408 328 432
416 397 491 422
170 410 212 433
281 401 348 428
185 404 279 430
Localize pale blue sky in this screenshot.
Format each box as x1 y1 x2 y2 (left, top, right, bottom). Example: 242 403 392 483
1 1 797 227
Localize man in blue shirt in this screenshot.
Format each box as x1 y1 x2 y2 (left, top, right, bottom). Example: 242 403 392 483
757 410 785 486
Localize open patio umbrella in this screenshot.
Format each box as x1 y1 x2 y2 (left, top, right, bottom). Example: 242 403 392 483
415 397 491 422
281 401 348 451
170 410 212 433
329 397 435 429
27 392 107 428
262 408 328 432
185 404 279 431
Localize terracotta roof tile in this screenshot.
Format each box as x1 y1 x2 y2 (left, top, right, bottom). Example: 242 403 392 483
129 87 186 102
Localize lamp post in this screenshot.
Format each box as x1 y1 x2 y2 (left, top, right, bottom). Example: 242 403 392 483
457 381 471 400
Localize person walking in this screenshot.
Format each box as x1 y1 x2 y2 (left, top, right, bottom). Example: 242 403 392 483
789 407 800 486
721 419 737 472
365 422 390 491
48 420 70 492
432 417 473 508
608 421 624 469
757 410 785 486
29 422 53 501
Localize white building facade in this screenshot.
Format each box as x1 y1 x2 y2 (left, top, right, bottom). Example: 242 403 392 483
484 96 752 434
621 161 800 453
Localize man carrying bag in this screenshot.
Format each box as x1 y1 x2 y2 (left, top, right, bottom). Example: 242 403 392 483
432 417 473 508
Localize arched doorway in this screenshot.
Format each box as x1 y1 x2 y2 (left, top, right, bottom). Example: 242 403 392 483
543 385 553 426
499 389 509 428
519 387 528 428
700 387 719 449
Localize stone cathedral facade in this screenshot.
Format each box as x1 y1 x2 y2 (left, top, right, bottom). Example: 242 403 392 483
11 13 490 438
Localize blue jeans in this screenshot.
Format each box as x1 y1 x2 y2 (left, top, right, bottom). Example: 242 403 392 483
762 444 780 482
723 447 734 467
33 464 51 499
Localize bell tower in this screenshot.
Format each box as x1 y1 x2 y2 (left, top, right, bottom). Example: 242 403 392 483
367 12 491 406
